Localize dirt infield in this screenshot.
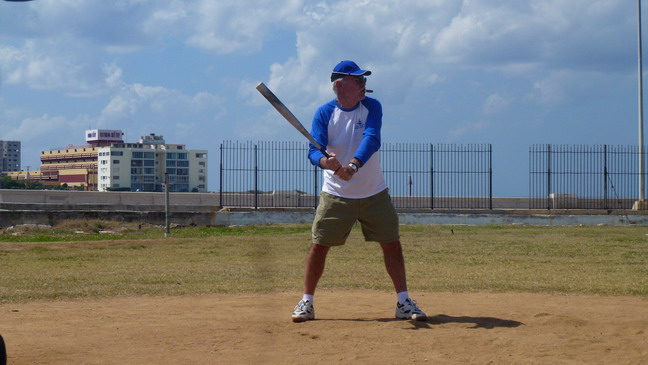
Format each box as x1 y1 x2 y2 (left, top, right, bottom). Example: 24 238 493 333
1 291 647 364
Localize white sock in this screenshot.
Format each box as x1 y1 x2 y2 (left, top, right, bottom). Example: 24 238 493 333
303 294 314 304
397 291 409 304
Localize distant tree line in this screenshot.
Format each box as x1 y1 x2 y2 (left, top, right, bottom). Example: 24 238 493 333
0 176 82 191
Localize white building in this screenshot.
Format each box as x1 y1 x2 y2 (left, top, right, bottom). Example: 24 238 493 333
97 133 208 192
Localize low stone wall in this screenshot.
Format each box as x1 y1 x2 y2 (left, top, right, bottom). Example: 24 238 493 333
1 189 647 227
0 209 221 227
0 190 219 206
2 207 647 227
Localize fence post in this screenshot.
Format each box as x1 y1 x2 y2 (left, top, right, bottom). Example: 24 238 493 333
547 144 552 210
254 144 258 210
430 143 434 210
489 144 493 210
219 142 224 207
603 144 608 209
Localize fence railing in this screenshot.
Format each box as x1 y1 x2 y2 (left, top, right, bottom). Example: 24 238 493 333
529 144 645 209
219 141 493 210
382 143 492 209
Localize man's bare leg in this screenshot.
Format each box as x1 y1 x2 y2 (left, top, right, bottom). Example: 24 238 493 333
292 244 330 322
381 240 427 321
380 240 408 293
304 243 330 294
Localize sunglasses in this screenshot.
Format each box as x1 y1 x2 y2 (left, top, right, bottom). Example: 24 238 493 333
342 75 366 85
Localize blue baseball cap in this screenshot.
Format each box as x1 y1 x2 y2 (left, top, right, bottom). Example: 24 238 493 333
330 60 372 82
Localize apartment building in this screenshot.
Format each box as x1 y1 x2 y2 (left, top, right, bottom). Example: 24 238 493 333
0 140 21 173
97 133 208 192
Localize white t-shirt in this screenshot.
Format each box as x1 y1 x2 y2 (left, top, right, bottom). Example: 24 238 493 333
308 97 387 199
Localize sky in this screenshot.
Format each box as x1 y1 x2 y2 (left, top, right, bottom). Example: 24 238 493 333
0 0 644 197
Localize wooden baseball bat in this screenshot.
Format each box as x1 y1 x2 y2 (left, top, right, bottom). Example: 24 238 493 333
256 82 330 158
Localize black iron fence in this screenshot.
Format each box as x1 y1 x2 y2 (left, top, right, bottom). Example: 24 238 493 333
529 144 644 209
218 142 647 211
381 143 492 209
219 141 493 210
219 141 320 209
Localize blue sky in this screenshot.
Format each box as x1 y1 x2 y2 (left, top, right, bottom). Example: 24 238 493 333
0 0 644 196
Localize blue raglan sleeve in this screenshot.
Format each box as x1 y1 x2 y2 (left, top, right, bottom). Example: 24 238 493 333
354 98 382 165
308 103 331 167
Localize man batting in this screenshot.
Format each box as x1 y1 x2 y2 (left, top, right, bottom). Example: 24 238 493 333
291 60 427 322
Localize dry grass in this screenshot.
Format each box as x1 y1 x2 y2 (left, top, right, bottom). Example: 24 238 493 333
1 222 647 303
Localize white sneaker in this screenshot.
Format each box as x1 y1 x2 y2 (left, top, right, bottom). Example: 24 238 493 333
291 299 315 322
395 298 427 321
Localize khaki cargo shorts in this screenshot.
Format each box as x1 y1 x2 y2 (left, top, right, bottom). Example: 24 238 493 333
312 189 400 246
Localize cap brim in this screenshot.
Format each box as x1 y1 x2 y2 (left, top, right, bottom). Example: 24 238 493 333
332 70 371 77
330 70 371 82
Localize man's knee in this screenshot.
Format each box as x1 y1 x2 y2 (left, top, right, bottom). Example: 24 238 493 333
380 240 403 254
310 243 331 255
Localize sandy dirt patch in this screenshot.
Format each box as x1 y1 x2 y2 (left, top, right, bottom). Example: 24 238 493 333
1 291 647 364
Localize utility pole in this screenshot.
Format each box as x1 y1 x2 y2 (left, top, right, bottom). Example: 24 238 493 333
164 172 171 237
637 0 646 209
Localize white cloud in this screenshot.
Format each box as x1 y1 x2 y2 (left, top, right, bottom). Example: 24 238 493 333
102 83 223 118
2 0 635 103
433 0 632 73
3 112 94 171
0 38 109 95
482 93 513 115
5 114 75 142
99 70 225 141
448 120 492 141
183 0 306 54
531 75 567 106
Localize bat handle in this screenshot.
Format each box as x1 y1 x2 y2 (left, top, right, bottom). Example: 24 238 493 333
321 149 330 159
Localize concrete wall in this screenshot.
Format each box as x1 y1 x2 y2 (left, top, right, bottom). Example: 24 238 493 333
0 190 219 206
2 207 647 228
1 189 647 227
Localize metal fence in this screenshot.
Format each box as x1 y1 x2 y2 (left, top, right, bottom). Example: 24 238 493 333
529 144 644 209
381 143 492 209
219 141 493 210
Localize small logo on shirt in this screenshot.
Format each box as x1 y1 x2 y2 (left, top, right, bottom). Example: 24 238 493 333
354 120 364 130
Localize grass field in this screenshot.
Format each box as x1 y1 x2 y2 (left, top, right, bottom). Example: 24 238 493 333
1 221 647 303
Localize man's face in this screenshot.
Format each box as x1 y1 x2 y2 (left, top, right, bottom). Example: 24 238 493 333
339 75 367 102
